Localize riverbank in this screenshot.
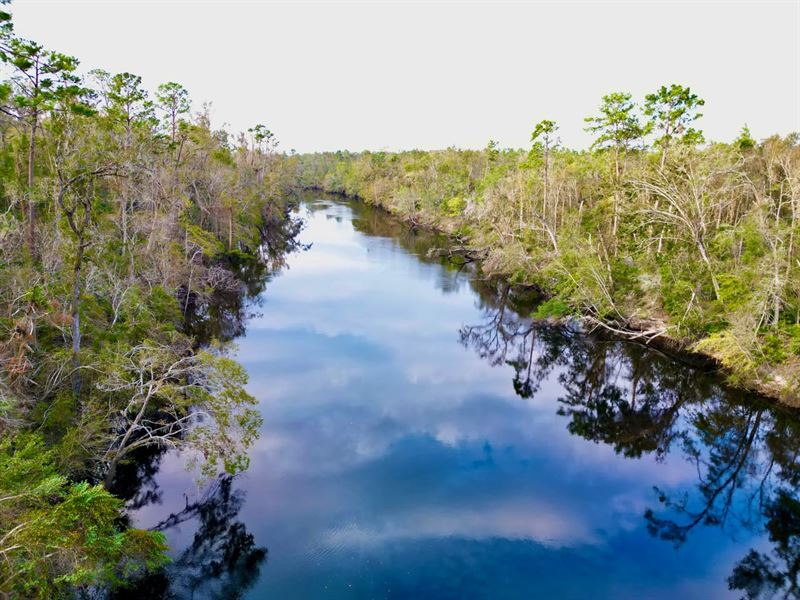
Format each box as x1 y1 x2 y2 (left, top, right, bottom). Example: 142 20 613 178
297 165 800 406
0 13 302 589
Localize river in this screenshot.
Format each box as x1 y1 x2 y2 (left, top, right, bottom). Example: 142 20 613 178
122 194 800 599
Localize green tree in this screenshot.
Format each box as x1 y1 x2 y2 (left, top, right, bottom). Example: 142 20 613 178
103 71 154 145
644 84 705 168
155 81 190 143
486 139 500 164
585 91 643 238
247 123 277 154
530 119 559 250
46 68 116 398
246 123 278 185
585 91 643 177
531 119 558 185
0 36 81 255
91 70 153 249
735 124 757 152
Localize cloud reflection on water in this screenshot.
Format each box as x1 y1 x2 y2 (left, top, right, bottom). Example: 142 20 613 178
128 197 788 599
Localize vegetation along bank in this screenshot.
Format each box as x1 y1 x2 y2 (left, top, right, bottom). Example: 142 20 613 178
0 3 301 596
292 89 800 403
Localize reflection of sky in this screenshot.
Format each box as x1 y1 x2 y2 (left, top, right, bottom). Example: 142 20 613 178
132 199 760 599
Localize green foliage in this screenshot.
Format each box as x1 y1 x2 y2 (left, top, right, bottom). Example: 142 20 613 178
762 333 789 364
717 273 753 313
735 124 757 151
190 348 262 477
186 222 225 258
644 84 705 152
443 196 466 217
0 435 168 598
534 298 571 319
694 330 758 383
147 285 182 328
585 91 643 154
155 81 190 140
531 119 558 145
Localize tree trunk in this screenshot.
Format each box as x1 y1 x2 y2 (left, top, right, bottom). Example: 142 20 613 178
612 146 620 239
543 142 549 221
121 194 128 249
121 121 131 250
695 236 721 302
104 394 151 489
772 258 782 327
71 241 84 399
659 121 672 170
26 116 37 257
228 208 233 250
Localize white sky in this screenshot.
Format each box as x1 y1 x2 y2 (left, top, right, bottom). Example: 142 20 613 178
12 0 800 153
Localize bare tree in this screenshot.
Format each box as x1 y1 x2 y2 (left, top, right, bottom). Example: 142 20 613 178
96 338 260 488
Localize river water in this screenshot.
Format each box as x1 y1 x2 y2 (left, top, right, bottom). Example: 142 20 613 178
125 195 800 599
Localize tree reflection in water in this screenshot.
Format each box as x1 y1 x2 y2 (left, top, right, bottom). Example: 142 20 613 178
460 279 554 399
110 280 269 599
110 445 166 512
460 278 800 598
110 206 301 598
114 476 266 600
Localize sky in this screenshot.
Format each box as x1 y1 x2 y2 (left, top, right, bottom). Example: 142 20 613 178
12 0 800 153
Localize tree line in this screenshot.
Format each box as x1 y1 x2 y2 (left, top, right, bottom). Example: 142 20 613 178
293 85 800 402
0 2 299 596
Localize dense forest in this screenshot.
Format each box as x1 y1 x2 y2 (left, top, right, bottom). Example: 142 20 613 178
0 3 300 597
292 89 800 402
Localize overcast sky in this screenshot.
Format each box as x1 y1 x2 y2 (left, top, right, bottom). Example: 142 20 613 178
12 0 800 153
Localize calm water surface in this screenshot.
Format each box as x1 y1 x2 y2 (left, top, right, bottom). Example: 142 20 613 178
127 196 800 599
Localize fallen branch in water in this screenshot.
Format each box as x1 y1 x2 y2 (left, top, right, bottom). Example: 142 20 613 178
426 241 488 264
581 315 673 344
